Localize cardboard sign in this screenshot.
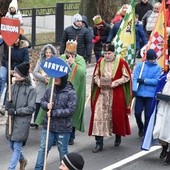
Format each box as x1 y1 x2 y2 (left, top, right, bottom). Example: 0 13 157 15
1 17 20 46
41 57 71 78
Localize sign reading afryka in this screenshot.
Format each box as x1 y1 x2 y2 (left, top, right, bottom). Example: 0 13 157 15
41 57 71 78
1 17 20 46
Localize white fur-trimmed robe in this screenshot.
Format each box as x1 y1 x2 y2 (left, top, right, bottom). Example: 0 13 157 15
153 76 170 143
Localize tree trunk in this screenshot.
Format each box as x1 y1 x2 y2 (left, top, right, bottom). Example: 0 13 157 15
79 0 140 26
0 0 11 17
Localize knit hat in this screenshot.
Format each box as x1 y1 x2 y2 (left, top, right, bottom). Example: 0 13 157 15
72 14 82 23
62 152 85 170
65 40 77 55
102 44 115 52
146 49 157 60
14 62 30 78
93 15 103 25
9 0 18 11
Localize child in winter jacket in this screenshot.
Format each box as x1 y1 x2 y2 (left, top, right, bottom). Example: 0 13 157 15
5 62 36 170
35 74 77 169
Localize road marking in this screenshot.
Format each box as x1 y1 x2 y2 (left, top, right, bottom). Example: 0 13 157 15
101 146 161 170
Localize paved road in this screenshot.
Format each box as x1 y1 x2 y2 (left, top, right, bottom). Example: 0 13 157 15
1 59 169 170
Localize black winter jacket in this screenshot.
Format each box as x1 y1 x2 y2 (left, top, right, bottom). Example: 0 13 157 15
60 26 92 58
135 1 153 21
93 22 111 56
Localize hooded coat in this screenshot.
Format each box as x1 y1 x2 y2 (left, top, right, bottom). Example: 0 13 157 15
33 44 56 103
41 81 77 132
2 38 29 70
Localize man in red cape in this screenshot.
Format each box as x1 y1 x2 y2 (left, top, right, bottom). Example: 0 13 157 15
88 44 132 153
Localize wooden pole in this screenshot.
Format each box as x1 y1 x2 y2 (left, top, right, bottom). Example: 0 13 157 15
8 46 12 135
43 78 55 170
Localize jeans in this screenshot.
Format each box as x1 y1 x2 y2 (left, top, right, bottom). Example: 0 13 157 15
0 66 7 98
69 127 75 142
8 141 24 170
35 129 70 170
134 96 153 134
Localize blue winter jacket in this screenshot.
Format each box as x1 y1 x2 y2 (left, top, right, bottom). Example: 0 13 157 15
133 61 162 97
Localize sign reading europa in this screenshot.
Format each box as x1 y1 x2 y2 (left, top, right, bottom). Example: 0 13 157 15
1 17 20 46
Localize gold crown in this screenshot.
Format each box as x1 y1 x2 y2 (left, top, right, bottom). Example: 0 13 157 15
93 15 103 25
66 40 77 54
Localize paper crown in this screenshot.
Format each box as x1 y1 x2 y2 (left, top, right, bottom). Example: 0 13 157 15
93 15 103 25
66 40 77 54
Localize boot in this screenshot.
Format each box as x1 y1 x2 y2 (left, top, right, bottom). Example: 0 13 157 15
160 144 168 159
164 152 170 165
114 135 121 147
69 138 74 145
19 158 28 170
92 145 103 153
0 105 6 116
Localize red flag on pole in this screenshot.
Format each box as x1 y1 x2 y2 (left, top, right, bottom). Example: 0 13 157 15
142 0 168 72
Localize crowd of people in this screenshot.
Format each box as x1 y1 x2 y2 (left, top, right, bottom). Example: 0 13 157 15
1 0 170 169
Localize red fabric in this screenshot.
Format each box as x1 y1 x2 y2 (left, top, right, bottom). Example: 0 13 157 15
88 58 132 136
166 9 170 27
112 15 122 24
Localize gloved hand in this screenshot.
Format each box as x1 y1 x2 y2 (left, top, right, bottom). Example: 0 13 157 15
92 38 97 44
137 78 145 84
5 100 14 111
95 36 100 42
132 91 137 98
8 108 15 115
92 36 100 43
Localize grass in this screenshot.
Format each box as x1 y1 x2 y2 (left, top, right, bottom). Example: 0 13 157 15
19 0 80 8
26 32 55 45
19 0 80 70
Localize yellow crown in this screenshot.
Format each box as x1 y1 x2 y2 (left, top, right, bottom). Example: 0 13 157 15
66 40 77 54
93 15 103 25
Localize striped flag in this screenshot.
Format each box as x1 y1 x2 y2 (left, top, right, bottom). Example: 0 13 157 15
142 0 168 72
113 0 136 70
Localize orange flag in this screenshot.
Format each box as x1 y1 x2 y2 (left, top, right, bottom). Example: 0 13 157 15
142 0 168 72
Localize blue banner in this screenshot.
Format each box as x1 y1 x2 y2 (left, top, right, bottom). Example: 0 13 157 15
40 57 71 78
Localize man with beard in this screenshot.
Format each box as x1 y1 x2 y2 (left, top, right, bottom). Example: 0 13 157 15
89 44 132 153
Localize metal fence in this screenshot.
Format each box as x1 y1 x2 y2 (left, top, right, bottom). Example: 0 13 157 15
20 2 80 48
20 0 142 48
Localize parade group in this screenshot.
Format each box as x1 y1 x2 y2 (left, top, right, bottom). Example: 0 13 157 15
1 0 170 170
